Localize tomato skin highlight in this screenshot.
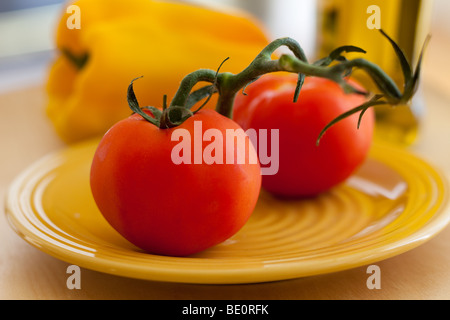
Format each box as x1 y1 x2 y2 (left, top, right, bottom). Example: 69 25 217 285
90 109 261 256
233 74 374 198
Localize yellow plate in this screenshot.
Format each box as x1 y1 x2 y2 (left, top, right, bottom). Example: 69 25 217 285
5 139 450 284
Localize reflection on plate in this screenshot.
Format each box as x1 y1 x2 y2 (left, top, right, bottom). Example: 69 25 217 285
5 139 450 284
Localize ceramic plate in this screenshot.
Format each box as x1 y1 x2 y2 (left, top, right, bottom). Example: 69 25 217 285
5 139 450 284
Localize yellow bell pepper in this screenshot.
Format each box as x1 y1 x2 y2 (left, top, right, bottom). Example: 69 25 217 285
46 0 270 143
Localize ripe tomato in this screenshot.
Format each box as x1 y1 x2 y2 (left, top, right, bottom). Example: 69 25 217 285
90 109 261 256
233 74 374 197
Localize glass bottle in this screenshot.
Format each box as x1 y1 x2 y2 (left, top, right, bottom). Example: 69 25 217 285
316 0 433 146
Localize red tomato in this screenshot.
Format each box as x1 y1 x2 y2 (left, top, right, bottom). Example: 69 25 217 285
90 109 261 256
233 74 374 198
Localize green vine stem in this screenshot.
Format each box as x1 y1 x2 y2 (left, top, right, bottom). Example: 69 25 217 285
128 30 429 142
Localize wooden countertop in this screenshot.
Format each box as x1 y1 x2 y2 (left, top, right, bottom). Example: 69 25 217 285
1 31 450 300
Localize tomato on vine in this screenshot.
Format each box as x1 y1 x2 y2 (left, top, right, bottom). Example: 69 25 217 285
234 74 374 197
90 82 261 256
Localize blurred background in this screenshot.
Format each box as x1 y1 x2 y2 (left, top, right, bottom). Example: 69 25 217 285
0 0 316 93
0 0 448 93
0 0 314 93
1 1 450 300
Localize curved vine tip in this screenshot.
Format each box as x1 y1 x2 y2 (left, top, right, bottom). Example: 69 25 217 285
316 30 430 145
316 94 387 145
191 57 230 114
127 76 159 126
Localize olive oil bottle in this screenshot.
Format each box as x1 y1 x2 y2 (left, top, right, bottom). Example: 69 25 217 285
316 0 433 145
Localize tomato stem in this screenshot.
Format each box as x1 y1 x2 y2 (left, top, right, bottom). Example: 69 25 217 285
130 30 428 137
61 48 89 70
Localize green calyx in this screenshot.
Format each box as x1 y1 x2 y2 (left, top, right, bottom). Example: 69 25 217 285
127 58 225 129
127 77 194 129
128 30 429 143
